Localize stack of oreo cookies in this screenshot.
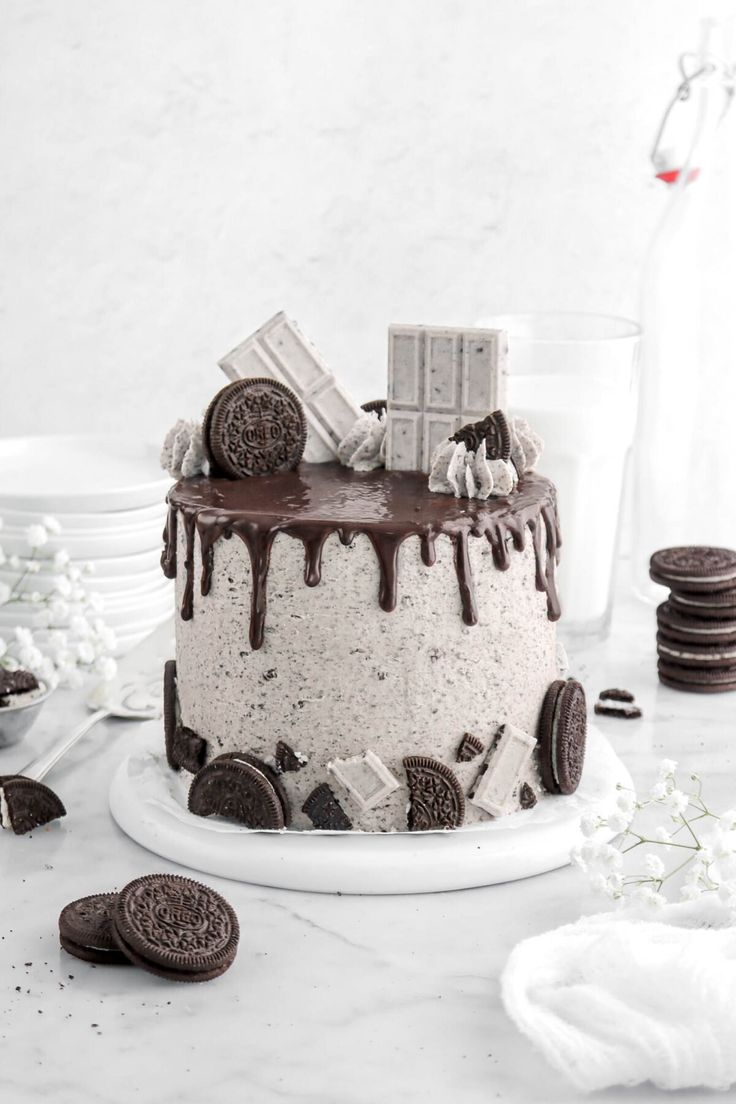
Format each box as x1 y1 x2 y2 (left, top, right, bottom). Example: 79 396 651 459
650 546 736 693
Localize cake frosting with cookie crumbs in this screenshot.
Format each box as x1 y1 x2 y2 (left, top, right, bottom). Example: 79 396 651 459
159 313 586 832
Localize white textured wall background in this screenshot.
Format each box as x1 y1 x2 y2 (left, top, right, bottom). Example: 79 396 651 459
0 0 711 441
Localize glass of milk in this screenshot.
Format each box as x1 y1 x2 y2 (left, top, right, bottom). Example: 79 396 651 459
478 313 641 641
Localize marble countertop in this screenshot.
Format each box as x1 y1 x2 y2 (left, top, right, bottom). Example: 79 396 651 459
2 587 733 1104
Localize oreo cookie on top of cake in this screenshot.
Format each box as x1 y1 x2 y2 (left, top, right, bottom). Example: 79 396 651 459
158 314 587 832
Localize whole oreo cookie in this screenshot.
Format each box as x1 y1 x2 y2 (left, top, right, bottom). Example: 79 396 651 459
656 631 736 669
650 547 736 593
188 752 290 829
669 588 736 619
204 378 307 479
657 601 736 645
537 678 587 795
658 660 736 694
111 874 239 981
59 893 130 966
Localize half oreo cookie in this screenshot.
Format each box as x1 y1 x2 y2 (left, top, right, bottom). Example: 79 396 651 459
188 752 291 829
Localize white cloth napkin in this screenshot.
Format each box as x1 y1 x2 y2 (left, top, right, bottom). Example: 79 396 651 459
501 899 736 1093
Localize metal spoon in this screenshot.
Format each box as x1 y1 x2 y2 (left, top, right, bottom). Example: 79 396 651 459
18 680 161 783
1 680 161 834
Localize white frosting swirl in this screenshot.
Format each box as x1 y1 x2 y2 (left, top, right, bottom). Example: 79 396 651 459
337 411 387 472
160 419 209 480
428 415 544 500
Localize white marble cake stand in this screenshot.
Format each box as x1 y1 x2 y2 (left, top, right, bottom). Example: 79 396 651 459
109 725 630 895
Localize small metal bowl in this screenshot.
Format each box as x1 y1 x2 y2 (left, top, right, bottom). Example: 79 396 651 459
0 683 53 749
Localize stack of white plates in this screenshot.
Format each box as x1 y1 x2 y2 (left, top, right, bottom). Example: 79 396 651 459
0 435 174 656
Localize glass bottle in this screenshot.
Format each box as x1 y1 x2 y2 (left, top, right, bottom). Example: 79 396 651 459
632 18 736 604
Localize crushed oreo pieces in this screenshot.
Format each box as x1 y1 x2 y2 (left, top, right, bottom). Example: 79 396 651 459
455 732 484 762
302 783 352 830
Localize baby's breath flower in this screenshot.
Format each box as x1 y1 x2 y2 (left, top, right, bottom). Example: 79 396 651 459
0 581 10 605
25 524 48 549
82 562 95 576
607 810 632 835
48 598 70 625
8 554 20 570
0 637 6 657
616 789 636 815
25 560 41 575
580 810 601 838
680 883 701 902
52 548 70 570
41 515 61 535
658 759 678 779
720 809 736 832
665 789 689 816
75 640 96 666
94 655 117 682
649 780 668 801
52 575 72 598
635 884 667 910
643 853 665 879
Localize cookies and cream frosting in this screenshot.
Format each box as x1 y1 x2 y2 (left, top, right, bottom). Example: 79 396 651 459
428 415 544 501
161 419 209 481
337 411 387 472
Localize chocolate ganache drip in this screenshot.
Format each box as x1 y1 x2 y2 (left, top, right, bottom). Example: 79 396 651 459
162 463 561 651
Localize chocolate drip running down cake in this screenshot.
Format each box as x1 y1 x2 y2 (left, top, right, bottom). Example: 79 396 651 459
160 315 582 833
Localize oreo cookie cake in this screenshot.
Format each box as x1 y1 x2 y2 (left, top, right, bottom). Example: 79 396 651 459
160 314 584 832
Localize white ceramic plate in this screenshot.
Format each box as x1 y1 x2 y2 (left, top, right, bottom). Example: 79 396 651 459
0 564 167 596
0 587 172 629
0 523 165 559
0 435 171 512
109 725 631 895
0 500 166 530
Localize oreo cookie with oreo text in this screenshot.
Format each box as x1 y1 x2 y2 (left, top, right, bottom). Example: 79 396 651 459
203 378 307 479
111 874 239 982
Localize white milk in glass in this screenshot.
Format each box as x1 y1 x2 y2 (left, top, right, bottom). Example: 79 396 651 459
482 315 640 639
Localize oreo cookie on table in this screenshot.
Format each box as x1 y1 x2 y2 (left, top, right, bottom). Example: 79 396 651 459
536 678 587 795
658 661 736 694
657 601 736 645
203 377 307 479
656 631 736 669
111 874 239 982
649 547 736 593
668 588 736 620
59 893 130 966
